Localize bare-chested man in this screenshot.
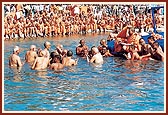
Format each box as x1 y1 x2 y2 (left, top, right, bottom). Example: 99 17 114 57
25 45 38 64
76 39 89 57
151 42 164 62
127 45 141 60
62 50 78 66
98 39 113 57
49 55 64 70
9 46 23 67
31 50 49 70
138 38 153 60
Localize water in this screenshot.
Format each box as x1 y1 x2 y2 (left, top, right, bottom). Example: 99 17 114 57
3 33 164 112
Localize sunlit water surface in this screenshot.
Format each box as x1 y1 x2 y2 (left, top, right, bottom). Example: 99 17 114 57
3 33 164 111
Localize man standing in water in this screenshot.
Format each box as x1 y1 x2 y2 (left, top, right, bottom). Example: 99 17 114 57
43 41 51 60
76 39 89 57
31 50 49 70
86 47 103 64
62 50 78 66
49 55 64 70
25 45 38 65
152 42 164 62
98 39 113 57
9 46 23 67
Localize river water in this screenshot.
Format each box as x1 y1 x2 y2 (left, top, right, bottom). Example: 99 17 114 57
3 33 165 112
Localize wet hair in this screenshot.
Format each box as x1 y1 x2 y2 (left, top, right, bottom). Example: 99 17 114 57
91 46 96 50
148 36 155 41
50 52 57 59
51 55 62 63
55 55 62 61
79 39 85 44
67 50 73 57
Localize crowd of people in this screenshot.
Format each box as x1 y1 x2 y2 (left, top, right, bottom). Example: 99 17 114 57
6 4 164 71
9 27 164 71
4 4 164 40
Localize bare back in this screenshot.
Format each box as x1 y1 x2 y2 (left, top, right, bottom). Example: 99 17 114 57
31 57 49 70
9 54 22 67
49 63 64 70
25 51 37 63
62 57 77 66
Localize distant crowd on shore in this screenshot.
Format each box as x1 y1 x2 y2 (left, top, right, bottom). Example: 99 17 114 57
4 3 164 40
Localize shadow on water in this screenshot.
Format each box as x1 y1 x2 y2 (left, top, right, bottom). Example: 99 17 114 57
4 33 164 111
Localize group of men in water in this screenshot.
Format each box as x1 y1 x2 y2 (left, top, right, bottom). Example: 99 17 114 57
8 39 104 70
9 26 164 71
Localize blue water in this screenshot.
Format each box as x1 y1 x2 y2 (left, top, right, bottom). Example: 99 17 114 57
3 33 164 111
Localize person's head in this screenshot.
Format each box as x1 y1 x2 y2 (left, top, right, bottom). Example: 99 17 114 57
56 44 63 53
92 47 99 54
13 46 20 54
67 50 73 57
100 39 106 46
153 42 159 50
139 38 146 46
30 45 36 51
44 41 51 50
50 51 57 59
62 49 67 56
79 39 86 46
57 44 63 50
53 55 62 63
148 36 155 44
129 27 135 35
129 45 135 52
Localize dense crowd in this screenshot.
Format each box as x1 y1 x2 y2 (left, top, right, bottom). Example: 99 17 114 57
4 4 164 40
6 4 164 71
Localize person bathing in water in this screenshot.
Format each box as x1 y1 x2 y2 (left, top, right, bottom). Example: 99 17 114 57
31 50 49 70
86 47 103 64
62 50 78 66
25 45 38 65
76 39 89 57
49 55 64 70
9 46 23 67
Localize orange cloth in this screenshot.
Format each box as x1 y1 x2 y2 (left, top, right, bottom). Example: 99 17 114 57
117 26 128 38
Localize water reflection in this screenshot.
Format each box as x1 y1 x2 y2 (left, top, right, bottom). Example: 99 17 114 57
9 67 23 82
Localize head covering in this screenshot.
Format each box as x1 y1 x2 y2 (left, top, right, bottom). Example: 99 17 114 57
30 45 36 50
13 46 19 52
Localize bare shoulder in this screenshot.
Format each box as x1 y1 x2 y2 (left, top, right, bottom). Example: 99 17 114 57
70 59 77 65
